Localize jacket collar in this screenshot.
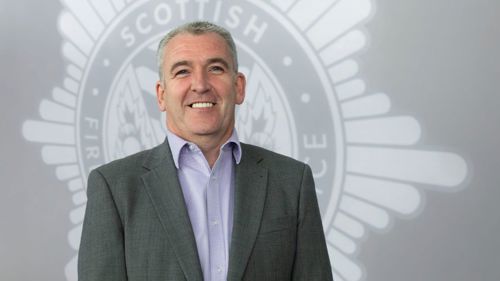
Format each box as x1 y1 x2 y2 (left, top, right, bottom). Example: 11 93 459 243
227 143 268 281
141 139 204 281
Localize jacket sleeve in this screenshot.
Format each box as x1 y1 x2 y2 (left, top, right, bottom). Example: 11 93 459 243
292 164 333 280
78 169 128 281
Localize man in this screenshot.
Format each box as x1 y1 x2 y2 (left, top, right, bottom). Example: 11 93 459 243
78 21 332 281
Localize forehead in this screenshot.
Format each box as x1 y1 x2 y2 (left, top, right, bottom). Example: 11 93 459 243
163 32 231 64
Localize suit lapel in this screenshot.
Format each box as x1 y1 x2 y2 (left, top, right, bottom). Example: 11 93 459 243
141 140 203 281
227 144 268 281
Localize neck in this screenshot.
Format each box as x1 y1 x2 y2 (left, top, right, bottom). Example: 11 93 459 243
170 127 234 168
195 135 226 168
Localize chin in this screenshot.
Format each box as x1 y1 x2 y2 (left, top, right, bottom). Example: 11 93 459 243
188 126 219 136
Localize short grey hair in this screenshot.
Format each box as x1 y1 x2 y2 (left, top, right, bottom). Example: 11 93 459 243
156 21 238 82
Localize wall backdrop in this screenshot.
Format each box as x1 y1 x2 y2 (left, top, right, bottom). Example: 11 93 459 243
2 0 499 280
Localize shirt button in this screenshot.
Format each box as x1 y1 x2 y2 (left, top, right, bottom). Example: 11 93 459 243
216 266 223 273
211 220 219 226
188 144 196 151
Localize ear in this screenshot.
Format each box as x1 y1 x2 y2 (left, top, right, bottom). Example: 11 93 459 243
234 72 246 105
156 80 167 112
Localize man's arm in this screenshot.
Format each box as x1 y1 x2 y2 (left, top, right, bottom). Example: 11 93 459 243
292 164 333 280
78 169 127 281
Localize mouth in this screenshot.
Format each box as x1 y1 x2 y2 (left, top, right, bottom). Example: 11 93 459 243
189 102 215 108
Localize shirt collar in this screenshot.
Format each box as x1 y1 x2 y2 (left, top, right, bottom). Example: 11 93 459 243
165 128 242 168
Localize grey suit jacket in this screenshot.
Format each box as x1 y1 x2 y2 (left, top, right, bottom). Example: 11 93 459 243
78 139 333 281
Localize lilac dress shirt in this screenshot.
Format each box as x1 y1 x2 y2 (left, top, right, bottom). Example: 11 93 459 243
166 129 241 281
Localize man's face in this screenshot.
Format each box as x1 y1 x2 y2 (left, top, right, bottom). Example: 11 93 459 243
156 32 245 144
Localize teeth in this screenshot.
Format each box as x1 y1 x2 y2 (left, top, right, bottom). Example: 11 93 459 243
191 102 214 108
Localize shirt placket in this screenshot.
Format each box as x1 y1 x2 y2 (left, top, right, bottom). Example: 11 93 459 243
206 155 226 281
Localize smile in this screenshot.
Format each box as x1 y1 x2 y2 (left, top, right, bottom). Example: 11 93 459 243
190 102 215 108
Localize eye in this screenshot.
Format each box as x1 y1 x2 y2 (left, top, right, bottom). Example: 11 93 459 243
173 69 189 77
209 65 225 74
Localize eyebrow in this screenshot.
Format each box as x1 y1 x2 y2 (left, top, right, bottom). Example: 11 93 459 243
169 60 191 74
207 57 230 70
169 57 231 74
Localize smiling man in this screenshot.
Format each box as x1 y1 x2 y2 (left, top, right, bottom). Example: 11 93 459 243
78 21 333 281
156 29 245 167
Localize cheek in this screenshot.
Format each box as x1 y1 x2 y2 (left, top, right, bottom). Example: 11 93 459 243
168 81 191 97
161 93 169 108
163 86 183 105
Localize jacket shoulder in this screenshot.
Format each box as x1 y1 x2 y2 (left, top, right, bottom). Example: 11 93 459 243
241 142 306 170
91 145 158 181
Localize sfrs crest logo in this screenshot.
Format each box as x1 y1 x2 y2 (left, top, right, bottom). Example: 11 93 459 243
22 0 468 280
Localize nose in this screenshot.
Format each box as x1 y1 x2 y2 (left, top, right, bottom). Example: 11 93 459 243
190 69 210 94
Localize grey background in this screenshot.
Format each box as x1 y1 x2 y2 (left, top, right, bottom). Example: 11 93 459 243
1 0 499 280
